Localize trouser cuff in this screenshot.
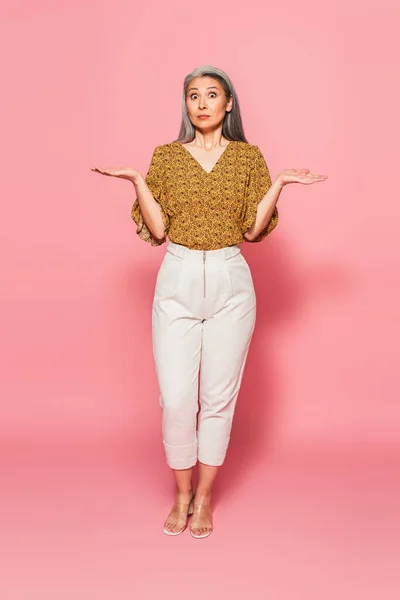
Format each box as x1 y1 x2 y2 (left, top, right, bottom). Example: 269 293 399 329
163 440 197 469
197 435 231 467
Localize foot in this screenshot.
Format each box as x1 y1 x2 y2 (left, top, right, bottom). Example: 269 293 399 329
190 493 213 538
163 490 195 536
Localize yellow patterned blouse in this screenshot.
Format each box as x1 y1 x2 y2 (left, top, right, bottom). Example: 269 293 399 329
131 141 279 251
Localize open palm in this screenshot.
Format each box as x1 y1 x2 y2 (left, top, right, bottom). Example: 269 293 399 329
91 166 140 183
278 169 328 185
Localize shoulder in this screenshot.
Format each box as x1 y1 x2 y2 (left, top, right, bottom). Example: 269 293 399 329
151 143 170 155
232 141 259 149
231 142 265 169
245 143 264 156
151 142 181 160
234 141 258 150
147 144 173 168
232 141 263 157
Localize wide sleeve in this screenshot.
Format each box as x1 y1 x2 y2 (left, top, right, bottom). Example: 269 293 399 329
242 145 279 243
131 145 170 246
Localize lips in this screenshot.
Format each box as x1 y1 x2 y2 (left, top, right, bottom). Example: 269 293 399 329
197 115 210 118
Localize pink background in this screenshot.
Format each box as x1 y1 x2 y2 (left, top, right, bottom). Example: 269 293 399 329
0 1 399 598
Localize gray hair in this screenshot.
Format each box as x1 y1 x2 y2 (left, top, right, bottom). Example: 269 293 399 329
174 65 248 143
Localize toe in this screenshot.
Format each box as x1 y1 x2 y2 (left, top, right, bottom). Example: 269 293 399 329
166 519 174 532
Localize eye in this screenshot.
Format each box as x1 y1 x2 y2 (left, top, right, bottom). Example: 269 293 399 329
189 92 218 100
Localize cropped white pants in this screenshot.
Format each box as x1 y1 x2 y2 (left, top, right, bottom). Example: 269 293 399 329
151 241 257 469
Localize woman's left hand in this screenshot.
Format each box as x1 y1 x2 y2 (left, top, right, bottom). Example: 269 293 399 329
276 169 328 187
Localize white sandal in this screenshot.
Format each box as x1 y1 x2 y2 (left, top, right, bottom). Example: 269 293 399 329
190 503 213 539
163 493 195 536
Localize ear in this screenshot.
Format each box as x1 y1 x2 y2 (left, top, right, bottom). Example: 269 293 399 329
226 96 233 113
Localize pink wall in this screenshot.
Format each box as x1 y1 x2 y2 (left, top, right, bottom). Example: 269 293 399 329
1 0 399 453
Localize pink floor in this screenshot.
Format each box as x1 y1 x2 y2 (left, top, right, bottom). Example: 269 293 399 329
1 442 399 599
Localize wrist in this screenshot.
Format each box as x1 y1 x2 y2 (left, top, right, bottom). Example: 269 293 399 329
131 173 145 187
273 175 285 191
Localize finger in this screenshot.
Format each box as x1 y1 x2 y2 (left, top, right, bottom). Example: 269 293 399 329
307 177 328 183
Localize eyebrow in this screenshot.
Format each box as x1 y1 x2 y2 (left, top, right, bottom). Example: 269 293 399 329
187 86 220 92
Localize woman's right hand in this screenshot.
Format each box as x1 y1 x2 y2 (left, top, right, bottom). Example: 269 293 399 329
91 166 143 185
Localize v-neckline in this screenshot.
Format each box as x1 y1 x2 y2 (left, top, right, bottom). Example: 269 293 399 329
175 141 233 175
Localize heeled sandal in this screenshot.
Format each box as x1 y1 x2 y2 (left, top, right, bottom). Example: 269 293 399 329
163 492 195 536
190 503 213 539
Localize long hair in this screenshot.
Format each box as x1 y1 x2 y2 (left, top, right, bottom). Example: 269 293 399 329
174 65 248 143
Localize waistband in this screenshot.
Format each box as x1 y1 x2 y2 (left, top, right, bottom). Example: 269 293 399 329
167 241 241 260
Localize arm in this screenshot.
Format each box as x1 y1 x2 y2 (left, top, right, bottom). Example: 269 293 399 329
244 161 329 241
243 178 283 241
130 145 170 245
91 145 170 245
131 174 166 241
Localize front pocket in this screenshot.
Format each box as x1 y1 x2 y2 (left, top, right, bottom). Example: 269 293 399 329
154 252 185 298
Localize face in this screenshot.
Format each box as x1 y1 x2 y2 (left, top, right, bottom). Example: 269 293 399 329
185 76 233 130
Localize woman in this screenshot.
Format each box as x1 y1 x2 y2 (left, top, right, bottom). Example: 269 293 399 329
92 65 327 539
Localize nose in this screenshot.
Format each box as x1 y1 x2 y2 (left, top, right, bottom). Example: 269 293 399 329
198 96 207 109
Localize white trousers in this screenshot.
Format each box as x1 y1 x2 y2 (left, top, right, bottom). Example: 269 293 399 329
152 241 256 469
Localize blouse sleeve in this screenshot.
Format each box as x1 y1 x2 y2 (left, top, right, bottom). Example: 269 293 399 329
242 145 279 243
131 145 170 246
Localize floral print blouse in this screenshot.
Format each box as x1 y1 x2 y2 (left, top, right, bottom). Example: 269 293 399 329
131 141 279 250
